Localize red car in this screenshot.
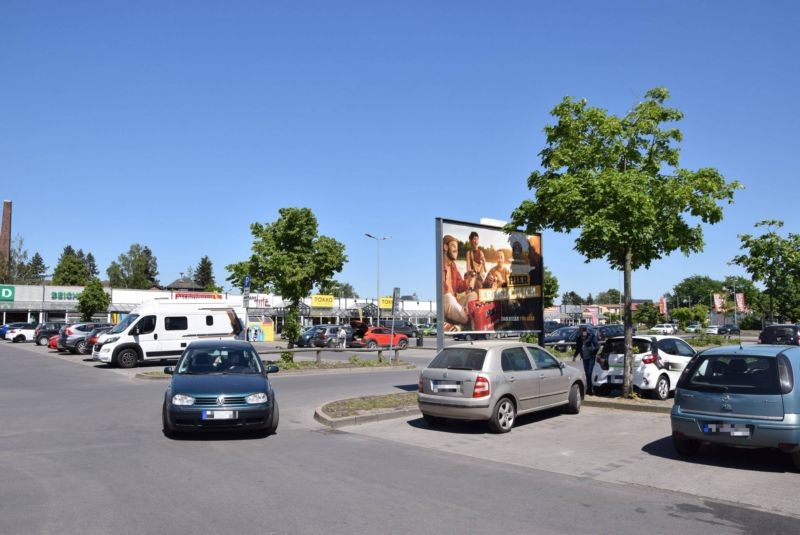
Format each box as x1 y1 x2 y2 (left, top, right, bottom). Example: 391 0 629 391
351 326 409 349
48 335 58 349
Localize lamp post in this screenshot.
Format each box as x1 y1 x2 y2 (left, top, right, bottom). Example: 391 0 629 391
365 233 390 326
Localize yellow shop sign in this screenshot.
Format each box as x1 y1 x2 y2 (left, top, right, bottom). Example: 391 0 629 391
379 297 394 310
311 294 335 308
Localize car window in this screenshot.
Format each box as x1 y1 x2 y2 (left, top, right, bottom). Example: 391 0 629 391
165 316 188 331
530 348 560 369
428 348 487 370
500 347 533 372
135 315 156 335
657 339 678 355
673 339 696 357
680 355 781 395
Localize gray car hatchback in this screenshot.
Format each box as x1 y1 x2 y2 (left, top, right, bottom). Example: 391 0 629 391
418 341 586 433
671 344 800 470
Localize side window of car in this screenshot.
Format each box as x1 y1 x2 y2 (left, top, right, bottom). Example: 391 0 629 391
165 316 188 331
501 348 532 372
657 339 678 355
531 348 560 369
135 315 157 335
673 339 696 357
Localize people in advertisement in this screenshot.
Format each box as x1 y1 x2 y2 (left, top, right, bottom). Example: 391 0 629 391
440 221 544 337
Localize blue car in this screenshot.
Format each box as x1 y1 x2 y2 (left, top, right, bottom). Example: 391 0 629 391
671 344 800 470
162 340 279 437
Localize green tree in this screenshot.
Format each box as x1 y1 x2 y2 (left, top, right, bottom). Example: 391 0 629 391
0 237 43 283
596 288 621 305
508 88 740 396
668 275 724 310
543 266 559 309
194 256 219 291
52 245 90 286
77 278 110 321
85 253 99 278
226 208 347 347
107 244 160 289
561 291 584 305
28 252 48 281
669 307 694 327
318 280 359 298
731 220 800 322
633 301 661 327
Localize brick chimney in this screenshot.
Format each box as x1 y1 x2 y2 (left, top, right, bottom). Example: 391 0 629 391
0 200 10 263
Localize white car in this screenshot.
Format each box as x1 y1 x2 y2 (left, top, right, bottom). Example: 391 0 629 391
6 323 37 343
684 323 701 333
651 323 677 335
591 335 697 400
704 325 719 335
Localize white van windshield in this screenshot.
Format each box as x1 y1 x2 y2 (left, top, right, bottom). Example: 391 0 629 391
110 314 139 334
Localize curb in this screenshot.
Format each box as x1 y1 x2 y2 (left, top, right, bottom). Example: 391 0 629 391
314 395 672 429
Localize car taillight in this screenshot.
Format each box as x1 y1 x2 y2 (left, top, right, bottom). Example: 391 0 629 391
66 328 74 335
472 376 490 398
642 354 657 365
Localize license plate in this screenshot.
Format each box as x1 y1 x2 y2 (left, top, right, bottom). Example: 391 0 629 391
432 380 460 394
608 376 623 383
202 410 236 420
703 422 751 437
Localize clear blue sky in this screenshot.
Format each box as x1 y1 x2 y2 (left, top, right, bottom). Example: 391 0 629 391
2 1 797 302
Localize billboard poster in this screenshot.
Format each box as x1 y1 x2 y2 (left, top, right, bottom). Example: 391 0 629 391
436 218 543 337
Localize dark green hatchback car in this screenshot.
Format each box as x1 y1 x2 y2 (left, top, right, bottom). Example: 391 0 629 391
162 340 279 437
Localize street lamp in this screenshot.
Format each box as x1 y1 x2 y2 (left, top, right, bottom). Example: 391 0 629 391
365 233 390 325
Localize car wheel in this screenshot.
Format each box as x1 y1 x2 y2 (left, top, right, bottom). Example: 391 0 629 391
397 338 408 349
264 398 279 435
652 375 670 401
672 432 700 456
488 397 516 433
327 339 335 348
116 348 139 369
566 383 582 414
422 414 446 426
791 450 800 472
366 340 377 349
76 340 88 355
37 335 50 346
13 335 23 343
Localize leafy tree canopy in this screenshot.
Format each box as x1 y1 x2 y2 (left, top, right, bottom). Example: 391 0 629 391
595 288 621 305
543 266 559 309
77 278 110 321
53 245 90 286
561 291 584 305
194 256 219 292
107 244 160 289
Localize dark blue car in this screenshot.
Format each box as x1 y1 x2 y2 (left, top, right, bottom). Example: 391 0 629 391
162 340 279 437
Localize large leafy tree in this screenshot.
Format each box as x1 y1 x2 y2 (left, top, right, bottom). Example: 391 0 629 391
194 256 220 291
85 253 99 278
731 220 800 322
52 245 90 286
226 208 347 346
667 275 724 310
508 87 740 397
596 288 621 305
318 280 359 298
107 244 160 289
542 266 559 309
561 291 584 305
633 301 662 327
77 278 110 321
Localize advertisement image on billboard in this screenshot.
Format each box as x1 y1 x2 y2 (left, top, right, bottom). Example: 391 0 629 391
437 218 544 338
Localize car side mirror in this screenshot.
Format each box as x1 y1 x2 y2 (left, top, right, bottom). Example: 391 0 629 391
559 361 566 369
265 364 279 374
131 326 140 335
163 366 174 375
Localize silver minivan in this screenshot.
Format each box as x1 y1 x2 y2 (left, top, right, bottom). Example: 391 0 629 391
418 341 586 433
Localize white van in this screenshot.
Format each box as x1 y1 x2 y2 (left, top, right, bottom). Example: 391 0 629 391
92 300 246 368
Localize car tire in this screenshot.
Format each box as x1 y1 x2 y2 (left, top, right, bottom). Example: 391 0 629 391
397 338 408 350
13 335 23 343
791 450 800 472
366 340 377 349
652 375 670 401
76 340 88 355
37 335 49 346
264 399 279 435
488 397 516 433
116 348 139 369
566 383 582 414
422 414 446 426
672 432 700 456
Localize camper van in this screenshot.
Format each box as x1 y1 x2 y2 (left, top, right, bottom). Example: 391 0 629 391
92 300 246 368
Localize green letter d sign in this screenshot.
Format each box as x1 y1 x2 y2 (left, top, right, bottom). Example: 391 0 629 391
0 286 14 301
0 285 14 301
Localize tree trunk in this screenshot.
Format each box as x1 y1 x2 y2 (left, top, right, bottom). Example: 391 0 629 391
623 249 634 398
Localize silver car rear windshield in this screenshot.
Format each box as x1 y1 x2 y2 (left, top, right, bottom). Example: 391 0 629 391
680 355 781 395
603 338 650 355
428 348 487 370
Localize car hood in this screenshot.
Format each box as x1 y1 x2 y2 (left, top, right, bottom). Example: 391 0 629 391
170 373 269 395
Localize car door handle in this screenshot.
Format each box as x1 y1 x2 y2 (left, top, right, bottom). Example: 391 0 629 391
508 376 516 382
154 334 158 340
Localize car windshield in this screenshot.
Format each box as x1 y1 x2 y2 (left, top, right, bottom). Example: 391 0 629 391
110 314 139 334
680 355 781 395
428 348 487 370
176 346 263 375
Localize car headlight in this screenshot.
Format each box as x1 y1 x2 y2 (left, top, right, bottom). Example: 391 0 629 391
171 394 195 406
245 392 269 404
104 336 119 344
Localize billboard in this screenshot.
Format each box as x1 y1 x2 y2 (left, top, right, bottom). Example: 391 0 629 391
436 218 543 337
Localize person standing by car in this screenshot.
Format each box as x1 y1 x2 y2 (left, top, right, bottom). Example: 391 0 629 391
337 324 347 348
573 326 598 395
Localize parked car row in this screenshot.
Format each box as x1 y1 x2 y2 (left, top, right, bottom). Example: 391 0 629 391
294 321 411 349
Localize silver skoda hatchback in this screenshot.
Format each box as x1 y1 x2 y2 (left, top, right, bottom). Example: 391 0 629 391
417 341 586 433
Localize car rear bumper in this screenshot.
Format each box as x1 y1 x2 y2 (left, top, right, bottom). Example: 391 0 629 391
671 407 800 452
418 395 492 420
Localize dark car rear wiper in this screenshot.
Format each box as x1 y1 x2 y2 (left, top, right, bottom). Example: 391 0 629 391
691 383 729 392
446 366 474 370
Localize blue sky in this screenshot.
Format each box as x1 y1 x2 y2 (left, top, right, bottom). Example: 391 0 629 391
2 1 797 302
